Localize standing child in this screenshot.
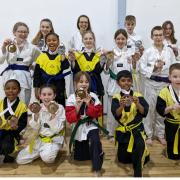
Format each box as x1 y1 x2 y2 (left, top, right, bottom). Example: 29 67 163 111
162 20 180 61
104 29 132 140
66 71 104 177
32 18 55 51
0 22 41 105
33 32 70 106
68 30 105 127
0 79 27 163
16 84 65 164
156 63 180 160
139 26 176 145
124 15 144 93
111 70 149 177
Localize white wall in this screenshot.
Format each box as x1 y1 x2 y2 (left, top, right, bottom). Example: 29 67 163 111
126 0 180 48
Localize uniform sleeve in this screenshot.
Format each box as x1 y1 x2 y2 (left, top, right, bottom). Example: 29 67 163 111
48 105 66 134
156 96 167 117
111 97 122 121
15 111 28 133
139 50 154 78
86 104 102 118
0 49 7 64
138 96 149 117
33 64 41 87
61 58 70 70
32 46 41 63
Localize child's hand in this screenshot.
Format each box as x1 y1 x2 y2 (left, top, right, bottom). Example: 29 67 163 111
76 96 83 106
68 49 76 61
172 103 180 111
8 116 18 130
132 96 139 105
119 96 127 107
83 94 91 105
2 38 12 48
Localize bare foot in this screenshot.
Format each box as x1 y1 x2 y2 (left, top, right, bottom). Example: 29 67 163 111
158 138 166 145
146 138 153 146
94 171 102 177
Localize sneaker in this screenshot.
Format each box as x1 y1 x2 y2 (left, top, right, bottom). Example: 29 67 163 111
158 138 166 145
146 138 153 146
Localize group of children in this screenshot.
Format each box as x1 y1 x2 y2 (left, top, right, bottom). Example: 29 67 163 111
0 14 180 177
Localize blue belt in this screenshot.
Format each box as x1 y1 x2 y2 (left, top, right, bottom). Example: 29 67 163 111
42 70 72 84
1 64 29 76
150 75 170 83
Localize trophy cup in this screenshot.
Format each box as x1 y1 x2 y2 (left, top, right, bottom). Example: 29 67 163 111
58 43 66 55
75 87 86 99
47 101 59 114
124 95 132 107
7 43 17 53
29 102 41 113
106 51 114 60
38 39 44 49
7 115 18 129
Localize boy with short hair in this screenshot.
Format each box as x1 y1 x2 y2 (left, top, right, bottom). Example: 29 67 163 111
111 70 149 177
139 26 176 146
156 63 180 160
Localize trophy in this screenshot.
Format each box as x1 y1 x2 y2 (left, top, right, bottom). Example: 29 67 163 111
106 51 114 60
7 115 18 129
124 95 132 107
38 39 44 49
75 88 86 99
29 102 41 113
58 43 66 55
47 101 59 114
7 43 17 53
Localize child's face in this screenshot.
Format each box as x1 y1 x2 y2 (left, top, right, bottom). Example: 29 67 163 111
13 25 29 43
163 24 173 38
78 17 89 32
40 21 52 37
152 30 164 46
46 34 59 52
83 33 95 49
125 21 136 35
115 33 127 49
169 69 180 90
4 81 20 102
118 77 132 91
39 87 56 106
76 75 90 92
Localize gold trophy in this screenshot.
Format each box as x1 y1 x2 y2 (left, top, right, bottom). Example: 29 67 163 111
75 88 86 99
7 43 17 53
106 51 114 60
7 115 18 129
29 102 41 113
47 101 59 114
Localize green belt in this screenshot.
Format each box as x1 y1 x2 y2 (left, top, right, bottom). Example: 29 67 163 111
69 117 109 154
109 69 117 80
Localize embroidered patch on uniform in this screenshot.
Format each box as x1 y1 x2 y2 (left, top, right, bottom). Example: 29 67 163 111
117 63 123 67
17 58 23 61
147 63 151 67
127 45 132 48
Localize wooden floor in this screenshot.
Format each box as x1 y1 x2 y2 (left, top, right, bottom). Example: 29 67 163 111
0 123 180 177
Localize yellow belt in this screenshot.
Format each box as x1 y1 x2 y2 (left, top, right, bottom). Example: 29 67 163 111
29 128 65 153
166 118 180 155
115 121 142 153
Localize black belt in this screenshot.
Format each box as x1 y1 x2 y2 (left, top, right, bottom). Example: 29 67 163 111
150 75 170 83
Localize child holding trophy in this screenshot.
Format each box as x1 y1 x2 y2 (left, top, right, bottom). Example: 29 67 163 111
111 70 149 177
33 32 70 106
0 22 41 105
16 84 65 164
0 79 27 163
68 30 105 127
66 71 106 177
104 29 132 141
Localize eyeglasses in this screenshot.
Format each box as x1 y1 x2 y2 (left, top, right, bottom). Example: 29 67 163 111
16 31 28 34
79 21 88 24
